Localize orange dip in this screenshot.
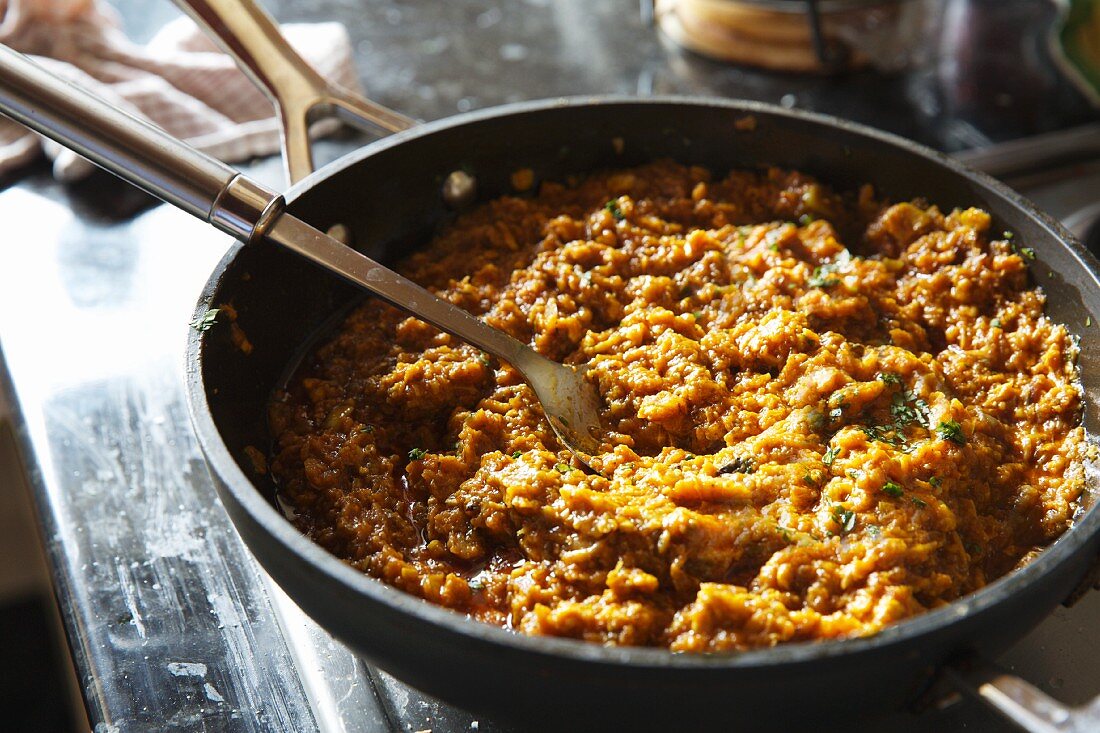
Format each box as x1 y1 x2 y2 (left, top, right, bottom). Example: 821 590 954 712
269 161 1088 650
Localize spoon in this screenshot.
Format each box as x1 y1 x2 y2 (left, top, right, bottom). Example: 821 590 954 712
0 44 606 466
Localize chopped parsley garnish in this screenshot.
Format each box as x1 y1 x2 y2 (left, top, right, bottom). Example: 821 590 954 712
808 265 841 289
407 447 427 460
823 446 840 466
189 308 220 332
991 318 1002 329
877 372 902 386
1003 231 1014 240
693 311 704 320
807 410 826 430
827 393 848 420
890 391 930 428
554 462 571 474
354 425 375 435
477 354 492 367
718 456 755 475
929 476 942 488
936 419 966 445
809 253 852 289
798 214 816 226
882 481 904 497
910 496 927 508
604 199 624 220
511 450 523 459
861 424 906 447
831 506 856 534
1018 246 1036 261
802 469 824 487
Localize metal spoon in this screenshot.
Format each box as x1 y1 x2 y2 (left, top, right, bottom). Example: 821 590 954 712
0 45 606 465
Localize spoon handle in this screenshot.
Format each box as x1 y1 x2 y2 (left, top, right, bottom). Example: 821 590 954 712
265 214 537 366
0 44 270 237
0 44 541 370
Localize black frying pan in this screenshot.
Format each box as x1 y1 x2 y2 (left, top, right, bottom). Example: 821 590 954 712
1 1 1098 729
191 98 1100 732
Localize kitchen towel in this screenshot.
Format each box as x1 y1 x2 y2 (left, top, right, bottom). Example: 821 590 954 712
0 0 362 181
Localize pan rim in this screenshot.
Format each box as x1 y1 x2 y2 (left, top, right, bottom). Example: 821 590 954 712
187 94 1100 671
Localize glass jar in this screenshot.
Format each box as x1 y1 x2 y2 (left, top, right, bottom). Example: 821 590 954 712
655 0 945 73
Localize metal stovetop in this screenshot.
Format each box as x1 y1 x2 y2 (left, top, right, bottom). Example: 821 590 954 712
1 1 1099 731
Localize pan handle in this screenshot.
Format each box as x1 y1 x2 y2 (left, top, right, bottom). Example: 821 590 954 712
171 0 416 184
944 656 1100 733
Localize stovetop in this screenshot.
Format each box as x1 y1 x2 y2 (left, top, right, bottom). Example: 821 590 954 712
1 1 1098 732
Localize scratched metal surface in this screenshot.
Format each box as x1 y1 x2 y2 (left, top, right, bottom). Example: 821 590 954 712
0 0 1098 732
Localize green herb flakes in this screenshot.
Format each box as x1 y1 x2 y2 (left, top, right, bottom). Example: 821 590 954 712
808 252 853 289
604 199 624 220
890 391 930 429
809 265 840 289
882 481 904 497
807 410 826 430
189 308 220 332
831 506 856 534
929 476 942 488
1019 246 1036 261
991 318 1002 329
511 450 523 459
802 469 824 487
936 419 966 445
823 446 840 466
910 496 927 508
554 463 571 474
408 447 427 461
861 424 906 447
877 372 902 386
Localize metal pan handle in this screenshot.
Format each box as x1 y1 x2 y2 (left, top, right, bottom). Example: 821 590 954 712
944 656 1100 733
171 0 416 184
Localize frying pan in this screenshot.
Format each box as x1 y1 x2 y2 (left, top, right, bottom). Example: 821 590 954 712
2 1 1099 729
